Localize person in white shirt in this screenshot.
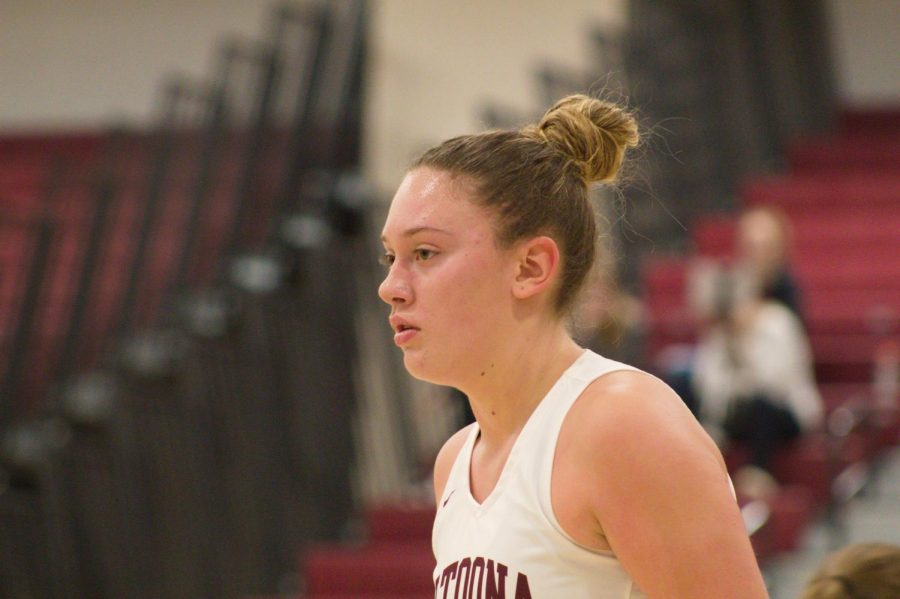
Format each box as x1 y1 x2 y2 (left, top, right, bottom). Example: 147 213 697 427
692 267 824 495
378 94 768 598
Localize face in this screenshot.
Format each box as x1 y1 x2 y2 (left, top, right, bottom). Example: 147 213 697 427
378 168 519 386
736 210 785 278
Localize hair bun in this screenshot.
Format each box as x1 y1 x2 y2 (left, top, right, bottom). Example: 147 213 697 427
529 94 639 185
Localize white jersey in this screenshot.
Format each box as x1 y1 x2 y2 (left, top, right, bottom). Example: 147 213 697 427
432 349 648 598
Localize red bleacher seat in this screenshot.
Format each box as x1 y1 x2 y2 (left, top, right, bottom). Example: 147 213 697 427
796 256 900 293
787 138 900 173
299 503 436 596
691 216 735 257
365 504 435 545
839 107 900 137
302 543 435 595
693 212 900 254
726 432 869 507
751 485 816 557
741 174 900 207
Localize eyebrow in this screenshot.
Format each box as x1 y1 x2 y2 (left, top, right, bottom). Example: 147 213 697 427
380 226 452 242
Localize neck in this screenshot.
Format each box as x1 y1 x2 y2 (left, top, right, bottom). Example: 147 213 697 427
457 323 583 445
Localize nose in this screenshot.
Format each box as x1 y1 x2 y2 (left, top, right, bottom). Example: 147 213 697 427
378 264 413 306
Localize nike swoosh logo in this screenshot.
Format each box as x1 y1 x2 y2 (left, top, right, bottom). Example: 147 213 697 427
442 490 456 508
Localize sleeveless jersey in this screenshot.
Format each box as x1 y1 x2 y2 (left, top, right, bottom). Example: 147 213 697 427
432 349 648 598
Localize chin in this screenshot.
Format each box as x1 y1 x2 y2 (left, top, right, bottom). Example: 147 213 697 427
402 350 456 387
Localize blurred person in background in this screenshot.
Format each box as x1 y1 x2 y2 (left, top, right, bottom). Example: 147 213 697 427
734 205 803 322
691 264 823 500
659 204 806 419
799 542 900 599
379 95 768 598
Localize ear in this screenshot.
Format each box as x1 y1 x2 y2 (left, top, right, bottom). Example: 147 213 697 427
511 236 561 300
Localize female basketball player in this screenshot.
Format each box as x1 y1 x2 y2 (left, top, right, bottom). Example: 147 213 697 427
378 95 769 598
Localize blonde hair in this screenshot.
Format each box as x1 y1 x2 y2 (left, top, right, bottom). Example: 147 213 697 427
800 543 900 599
523 94 639 185
412 94 639 313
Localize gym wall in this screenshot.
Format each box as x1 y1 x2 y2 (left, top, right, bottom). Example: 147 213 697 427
1 0 897 193
363 0 626 195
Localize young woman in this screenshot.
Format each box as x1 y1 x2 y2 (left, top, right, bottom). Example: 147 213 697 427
378 95 768 598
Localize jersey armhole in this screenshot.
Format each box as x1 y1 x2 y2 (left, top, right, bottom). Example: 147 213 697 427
434 423 479 506
537 363 645 559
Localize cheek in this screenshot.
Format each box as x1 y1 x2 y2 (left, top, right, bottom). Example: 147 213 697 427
441 262 508 325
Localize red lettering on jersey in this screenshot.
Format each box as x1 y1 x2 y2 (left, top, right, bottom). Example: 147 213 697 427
485 560 507 599
455 558 472 599
440 561 458 599
513 572 532 599
468 557 486 599
435 557 529 599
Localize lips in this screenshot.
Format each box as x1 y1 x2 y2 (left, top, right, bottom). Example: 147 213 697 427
389 315 420 346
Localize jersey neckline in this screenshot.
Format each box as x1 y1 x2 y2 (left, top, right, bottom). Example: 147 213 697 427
461 348 591 514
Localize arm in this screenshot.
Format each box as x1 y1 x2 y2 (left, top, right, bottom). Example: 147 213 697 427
576 372 768 598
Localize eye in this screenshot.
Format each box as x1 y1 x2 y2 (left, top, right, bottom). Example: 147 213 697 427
378 253 395 268
414 248 436 261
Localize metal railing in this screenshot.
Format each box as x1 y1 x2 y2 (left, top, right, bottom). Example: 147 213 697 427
0 2 372 597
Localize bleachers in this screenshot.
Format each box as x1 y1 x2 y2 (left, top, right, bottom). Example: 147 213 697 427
0 2 370 598
301 503 436 599
788 138 900 173
642 106 900 567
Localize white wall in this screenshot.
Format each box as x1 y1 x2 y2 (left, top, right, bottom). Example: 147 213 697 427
0 0 273 129
364 0 626 194
828 0 900 107
2 1 897 167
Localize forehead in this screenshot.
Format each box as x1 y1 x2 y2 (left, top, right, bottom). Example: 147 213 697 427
381 168 493 239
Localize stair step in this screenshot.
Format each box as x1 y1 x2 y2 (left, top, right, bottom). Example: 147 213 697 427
302 543 435 594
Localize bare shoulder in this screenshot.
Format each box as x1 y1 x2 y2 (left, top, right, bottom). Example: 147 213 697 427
561 370 766 597
433 423 476 507
571 369 724 471
581 368 691 416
